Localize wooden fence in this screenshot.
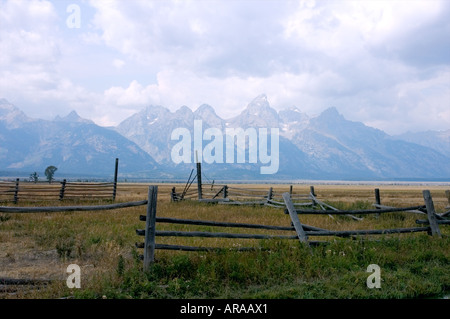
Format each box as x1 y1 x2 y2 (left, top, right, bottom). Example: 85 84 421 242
171 182 316 208
0 179 118 203
138 186 322 271
0 158 120 203
137 186 449 271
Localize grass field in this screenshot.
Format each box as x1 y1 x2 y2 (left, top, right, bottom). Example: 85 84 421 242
0 183 449 299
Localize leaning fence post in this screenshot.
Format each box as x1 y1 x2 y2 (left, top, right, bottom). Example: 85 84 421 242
143 186 158 271
59 179 67 201
13 178 19 204
282 192 309 246
422 190 442 238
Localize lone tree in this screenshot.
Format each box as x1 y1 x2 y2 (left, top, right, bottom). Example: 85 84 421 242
44 166 58 184
29 172 39 183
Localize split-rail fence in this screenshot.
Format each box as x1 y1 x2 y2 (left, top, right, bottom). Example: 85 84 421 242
138 186 449 271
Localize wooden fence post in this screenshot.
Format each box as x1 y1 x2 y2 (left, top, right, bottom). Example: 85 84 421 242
196 162 202 200
310 186 316 197
289 185 293 196
112 158 119 201
59 179 66 200
13 178 19 204
309 186 317 206
422 190 442 237
267 187 273 201
223 185 228 199
374 188 381 218
143 186 158 271
282 192 309 246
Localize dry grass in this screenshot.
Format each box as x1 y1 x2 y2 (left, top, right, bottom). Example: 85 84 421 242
0 182 449 299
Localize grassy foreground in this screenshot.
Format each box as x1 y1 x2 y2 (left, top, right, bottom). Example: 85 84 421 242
0 183 449 299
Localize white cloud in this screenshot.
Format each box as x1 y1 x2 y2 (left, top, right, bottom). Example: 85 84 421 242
0 0 448 135
113 58 125 69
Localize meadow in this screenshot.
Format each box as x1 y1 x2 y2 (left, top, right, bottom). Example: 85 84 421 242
0 183 449 299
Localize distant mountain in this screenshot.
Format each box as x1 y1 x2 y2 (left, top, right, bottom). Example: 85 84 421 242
0 100 158 177
290 107 450 179
115 94 450 180
227 94 280 129
394 130 450 158
1 96 449 180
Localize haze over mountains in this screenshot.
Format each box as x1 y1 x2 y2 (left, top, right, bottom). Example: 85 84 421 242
0 96 449 181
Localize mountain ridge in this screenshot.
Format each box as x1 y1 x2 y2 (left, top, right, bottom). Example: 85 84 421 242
1 97 449 180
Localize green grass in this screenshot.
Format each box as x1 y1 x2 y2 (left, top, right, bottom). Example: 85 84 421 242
1 183 449 299
64 235 449 299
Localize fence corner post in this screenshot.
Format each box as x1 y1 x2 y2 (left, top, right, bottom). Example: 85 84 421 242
422 190 442 238
143 185 158 272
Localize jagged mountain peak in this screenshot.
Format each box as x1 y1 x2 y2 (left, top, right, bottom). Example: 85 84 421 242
317 107 344 120
246 94 272 114
176 105 193 115
0 98 33 128
228 94 279 128
195 103 216 115
55 110 94 124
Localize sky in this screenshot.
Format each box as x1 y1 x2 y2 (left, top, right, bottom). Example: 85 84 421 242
0 0 449 135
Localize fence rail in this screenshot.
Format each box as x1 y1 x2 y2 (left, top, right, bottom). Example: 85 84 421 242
138 186 325 271
136 186 449 271
0 200 148 213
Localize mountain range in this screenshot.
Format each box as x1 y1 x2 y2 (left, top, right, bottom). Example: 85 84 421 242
0 95 449 181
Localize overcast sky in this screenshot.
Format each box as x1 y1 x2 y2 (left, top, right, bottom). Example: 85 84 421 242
0 0 449 134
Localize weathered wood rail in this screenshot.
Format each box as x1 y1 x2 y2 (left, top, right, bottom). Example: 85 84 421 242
137 186 326 271
138 186 449 271
0 200 148 213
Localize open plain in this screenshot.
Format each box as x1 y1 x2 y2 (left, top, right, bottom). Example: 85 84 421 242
0 182 449 299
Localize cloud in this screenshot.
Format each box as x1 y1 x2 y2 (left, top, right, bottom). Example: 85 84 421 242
0 0 449 135
113 58 125 69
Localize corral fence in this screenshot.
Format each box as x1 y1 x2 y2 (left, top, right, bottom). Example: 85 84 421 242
138 185 449 272
0 159 120 203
